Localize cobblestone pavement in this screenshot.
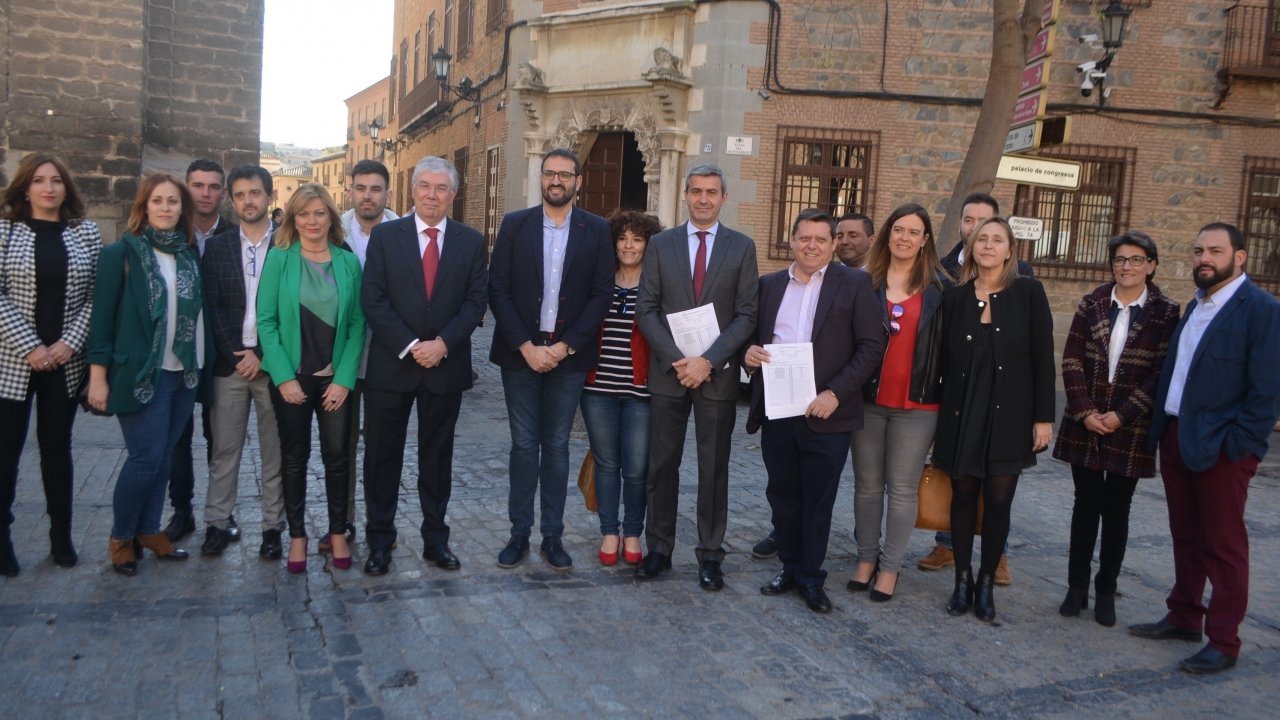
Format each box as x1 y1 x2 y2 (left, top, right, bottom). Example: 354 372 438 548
1 323 1277 719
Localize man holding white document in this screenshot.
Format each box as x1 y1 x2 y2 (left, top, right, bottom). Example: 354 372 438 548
634 164 758 590
743 208 885 613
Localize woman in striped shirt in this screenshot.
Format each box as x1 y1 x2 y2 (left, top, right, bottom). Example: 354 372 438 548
581 210 662 566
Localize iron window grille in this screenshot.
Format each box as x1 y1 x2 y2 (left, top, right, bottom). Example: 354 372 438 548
769 127 878 260
1239 156 1280 292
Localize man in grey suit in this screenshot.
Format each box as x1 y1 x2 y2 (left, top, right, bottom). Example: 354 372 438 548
634 164 759 590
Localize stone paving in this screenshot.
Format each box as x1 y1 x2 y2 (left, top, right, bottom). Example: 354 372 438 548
1 322 1277 719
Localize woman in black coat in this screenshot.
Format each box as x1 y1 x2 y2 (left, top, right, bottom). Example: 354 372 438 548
934 217 1055 622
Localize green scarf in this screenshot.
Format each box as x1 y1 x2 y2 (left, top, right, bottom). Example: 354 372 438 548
121 228 203 403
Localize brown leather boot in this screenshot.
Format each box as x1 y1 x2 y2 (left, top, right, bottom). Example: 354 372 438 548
137 533 190 561
109 537 138 576
917 544 954 571
995 555 1012 585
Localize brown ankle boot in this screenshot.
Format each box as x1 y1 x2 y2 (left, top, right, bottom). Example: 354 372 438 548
109 538 138 576
137 533 190 561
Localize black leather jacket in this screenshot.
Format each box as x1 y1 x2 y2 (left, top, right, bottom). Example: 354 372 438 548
862 273 953 406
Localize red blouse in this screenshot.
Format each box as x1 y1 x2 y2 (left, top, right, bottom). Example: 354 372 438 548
877 294 941 411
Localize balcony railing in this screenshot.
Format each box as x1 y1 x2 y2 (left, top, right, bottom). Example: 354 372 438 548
397 74 446 134
346 125 355 141
1223 5 1280 79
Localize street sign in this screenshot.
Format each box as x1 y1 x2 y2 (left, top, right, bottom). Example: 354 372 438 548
1003 116 1073 155
1020 59 1051 95
1027 27 1056 62
1009 216 1045 242
1012 92 1046 125
1005 123 1039 154
1042 0 1060 26
997 155 1082 190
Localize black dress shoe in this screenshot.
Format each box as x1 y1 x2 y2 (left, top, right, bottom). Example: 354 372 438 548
751 534 779 559
1060 587 1088 617
698 560 723 591
799 584 832 613
846 560 880 592
760 572 796 596
259 529 283 560
635 552 671 579
226 515 241 542
424 544 461 570
539 537 573 572
1129 618 1203 642
1094 592 1116 627
163 509 195 542
201 527 230 556
974 572 996 622
947 568 975 616
1180 645 1238 674
496 535 530 569
364 548 391 576
869 573 897 603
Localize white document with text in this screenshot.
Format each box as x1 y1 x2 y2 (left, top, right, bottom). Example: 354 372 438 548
667 304 721 358
763 342 816 420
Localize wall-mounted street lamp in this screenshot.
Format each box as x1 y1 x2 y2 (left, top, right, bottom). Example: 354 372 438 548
1076 0 1132 106
1099 0 1132 50
368 117 404 156
432 48 483 126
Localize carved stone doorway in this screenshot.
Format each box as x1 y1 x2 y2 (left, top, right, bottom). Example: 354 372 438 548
578 132 648 218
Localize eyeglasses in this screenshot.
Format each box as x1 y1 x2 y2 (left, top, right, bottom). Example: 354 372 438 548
541 170 577 182
1112 255 1151 268
246 244 258 277
889 303 904 335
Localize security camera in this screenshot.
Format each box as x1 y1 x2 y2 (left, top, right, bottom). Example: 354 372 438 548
1076 60 1097 73
1078 34 1100 44
1081 75 1095 97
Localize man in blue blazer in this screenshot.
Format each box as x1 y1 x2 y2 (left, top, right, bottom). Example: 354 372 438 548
487 148 614 572
359 156 489 575
1130 222 1280 673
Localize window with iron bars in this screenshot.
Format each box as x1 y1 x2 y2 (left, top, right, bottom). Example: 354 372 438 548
487 0 508 35
1239 156 1280 292
769 127 878 260
1012 145 1135 283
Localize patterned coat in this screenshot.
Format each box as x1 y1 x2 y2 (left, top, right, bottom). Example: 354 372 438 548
1053 281 1179 478
0 218 102 401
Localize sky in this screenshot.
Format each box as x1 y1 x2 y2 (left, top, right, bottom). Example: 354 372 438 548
260 0 394 150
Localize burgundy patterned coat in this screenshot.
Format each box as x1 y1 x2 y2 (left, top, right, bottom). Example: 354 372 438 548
1052 281 1179 478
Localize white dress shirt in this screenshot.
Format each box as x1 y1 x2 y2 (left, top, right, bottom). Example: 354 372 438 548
399 213 449 359
1164 272 1249 416
240 227 271 348
194 216 223 257
687 222 719 276
348 211 396 267
1107 285 1147 384
771 263 827 345
540 209 571 333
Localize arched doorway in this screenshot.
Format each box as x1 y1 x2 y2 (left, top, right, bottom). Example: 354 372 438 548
578 132 648 218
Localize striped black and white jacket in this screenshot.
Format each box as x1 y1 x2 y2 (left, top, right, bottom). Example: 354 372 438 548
0 218 101 401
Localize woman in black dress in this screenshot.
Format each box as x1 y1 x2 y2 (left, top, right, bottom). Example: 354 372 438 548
933 217 1055 621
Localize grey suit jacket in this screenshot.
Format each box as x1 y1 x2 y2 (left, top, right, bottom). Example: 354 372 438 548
636 222 759 401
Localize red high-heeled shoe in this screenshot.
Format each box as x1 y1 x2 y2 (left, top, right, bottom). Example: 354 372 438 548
286 537 308 573
622 538 643 565
599 536 620 566
329 534 352 569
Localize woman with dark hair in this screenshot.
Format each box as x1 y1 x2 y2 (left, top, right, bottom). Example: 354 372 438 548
86 173 207 576
0 154 101 575
1054 231 1179 626
581 210 662 565
258 183 365 574
934 216 1055 621
848 203 950 601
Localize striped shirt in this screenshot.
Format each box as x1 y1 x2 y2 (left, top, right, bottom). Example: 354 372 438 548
583 285 649 400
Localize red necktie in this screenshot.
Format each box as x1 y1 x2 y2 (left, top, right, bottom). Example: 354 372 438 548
422 227 440 300
692 231 708 302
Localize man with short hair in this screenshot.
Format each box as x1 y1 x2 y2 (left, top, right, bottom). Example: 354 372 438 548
488 148 614 572
635 164 759 590
1129 222 1280 674
199 165 286 558
360 156 489 575
164 158 233 542
271 207 283 225
835 213 875 270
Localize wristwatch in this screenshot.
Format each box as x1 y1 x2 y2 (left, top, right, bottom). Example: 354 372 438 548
564 344 576 356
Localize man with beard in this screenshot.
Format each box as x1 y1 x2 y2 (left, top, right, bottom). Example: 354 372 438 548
198 165 285 558
1130 223 1280 674
487 149 613 571
835 212 874 270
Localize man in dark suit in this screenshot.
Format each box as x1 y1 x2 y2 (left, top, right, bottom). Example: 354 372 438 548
199 165 284 559
1130 222 1280 674
488 148 614 572
634 164 759 590
359 156 489 576
742 208 885 612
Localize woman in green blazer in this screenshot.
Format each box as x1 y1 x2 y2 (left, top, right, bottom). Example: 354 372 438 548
86 174 210 575
257 183 365 573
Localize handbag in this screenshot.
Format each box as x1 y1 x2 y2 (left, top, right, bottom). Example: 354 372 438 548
915 463 983 535
576 450 598 512
76 372 112 417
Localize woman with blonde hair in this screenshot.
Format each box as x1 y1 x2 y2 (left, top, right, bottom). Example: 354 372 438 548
257 183 366 573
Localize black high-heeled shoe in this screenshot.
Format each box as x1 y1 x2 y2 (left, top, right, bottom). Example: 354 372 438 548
974 572 996 622
869 571 897 603
846 559 879 592
947 567 975 615
1059 587 1088 617
1094 592 1116 627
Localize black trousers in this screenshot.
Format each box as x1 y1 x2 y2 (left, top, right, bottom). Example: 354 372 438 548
270 374 353 539
1068 464 1139 594
645 391 736 563
168 404 212 513
363 384 462 551
762 416 849 587
0 369 77 540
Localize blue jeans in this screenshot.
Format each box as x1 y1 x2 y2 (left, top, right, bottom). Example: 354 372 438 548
935 531 1009 554
579 393 649 538
502 366 588 540
112 371 197 539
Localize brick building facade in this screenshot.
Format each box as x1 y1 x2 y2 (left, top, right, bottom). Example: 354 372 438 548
0 0 264 241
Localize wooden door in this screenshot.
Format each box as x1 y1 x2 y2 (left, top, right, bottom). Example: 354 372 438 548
578 133 624 217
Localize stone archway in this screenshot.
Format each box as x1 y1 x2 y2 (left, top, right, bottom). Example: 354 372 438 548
550 97 663 214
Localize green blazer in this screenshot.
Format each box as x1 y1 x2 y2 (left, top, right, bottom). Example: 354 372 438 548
85 239 214 415
257 241 366 390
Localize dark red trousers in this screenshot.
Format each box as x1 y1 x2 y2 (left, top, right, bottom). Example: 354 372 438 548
1159 420 1258 656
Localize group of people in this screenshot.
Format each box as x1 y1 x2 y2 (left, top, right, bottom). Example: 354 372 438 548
0 147 1276 676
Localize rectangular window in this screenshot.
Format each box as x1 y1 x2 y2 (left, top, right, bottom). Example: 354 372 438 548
1013 145 1135 283
1240 156 1280 291
453 148 469 224
487 0 508 35
399 40 409 97
414 30 421 85
458 0 473 57
484 146 502 252
428 13 436 68
444 0 454 52
770 127 878 260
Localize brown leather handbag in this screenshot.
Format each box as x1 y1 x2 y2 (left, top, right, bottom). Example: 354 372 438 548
576 450 598 512
915 464 983 535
